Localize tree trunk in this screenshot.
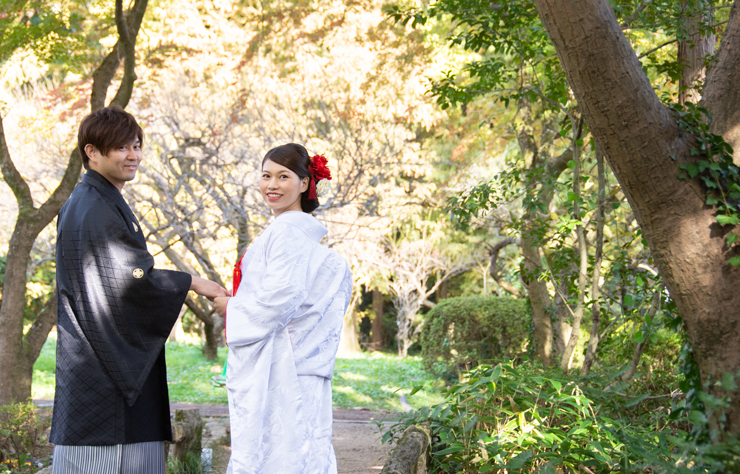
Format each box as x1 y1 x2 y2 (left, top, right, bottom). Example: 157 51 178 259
551 275 572 358
518 148 572 366
703 2 740 162
437 279 448 301
533 0 740 436
561 129 588 371
201 320 218 361
520 234 553 366
370 289 384 351
678 0 715 104
0 0 148 404
337 292 362 357
581 147 606 376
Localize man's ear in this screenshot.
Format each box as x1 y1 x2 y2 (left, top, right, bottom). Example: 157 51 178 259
84 144 98 162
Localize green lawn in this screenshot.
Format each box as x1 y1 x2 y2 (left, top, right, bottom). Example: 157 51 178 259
33 338 443 412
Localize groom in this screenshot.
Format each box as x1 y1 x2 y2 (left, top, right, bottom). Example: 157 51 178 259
49 106 228 473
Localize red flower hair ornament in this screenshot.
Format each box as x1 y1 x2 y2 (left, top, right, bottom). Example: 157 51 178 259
308 154 332 200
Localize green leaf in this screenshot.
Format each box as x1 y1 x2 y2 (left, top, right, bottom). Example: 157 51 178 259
612 202 620 210
436 444 466 455
727 234 738 246
689 410 708 425
729 256 740 266
505 450 533 469
567 160 576 169
685 163 700 178
623 294 634 306
721 372 738 392
717 214 740 226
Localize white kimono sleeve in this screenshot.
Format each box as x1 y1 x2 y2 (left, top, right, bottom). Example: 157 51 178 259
225 222 310 347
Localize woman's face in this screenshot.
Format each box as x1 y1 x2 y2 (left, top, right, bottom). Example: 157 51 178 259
260 159 309 216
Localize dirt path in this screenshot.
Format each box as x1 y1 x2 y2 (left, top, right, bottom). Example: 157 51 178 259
332 410 392 474
36 401 394 473
176 405 394 473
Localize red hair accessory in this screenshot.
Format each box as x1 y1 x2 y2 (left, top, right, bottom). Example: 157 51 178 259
308 154 332 200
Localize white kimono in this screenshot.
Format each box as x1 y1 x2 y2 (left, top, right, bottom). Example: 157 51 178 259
225 211 352 474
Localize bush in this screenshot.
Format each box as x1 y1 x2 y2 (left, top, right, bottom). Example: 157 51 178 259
380 362 738 473
0 401 50 474
420 296 528 377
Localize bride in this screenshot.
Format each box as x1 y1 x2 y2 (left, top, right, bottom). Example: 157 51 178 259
214 143 352 474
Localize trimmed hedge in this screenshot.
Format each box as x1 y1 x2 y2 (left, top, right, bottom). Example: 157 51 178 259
420 296 529 376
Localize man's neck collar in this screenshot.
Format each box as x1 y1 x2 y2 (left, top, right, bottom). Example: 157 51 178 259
83 169 122 194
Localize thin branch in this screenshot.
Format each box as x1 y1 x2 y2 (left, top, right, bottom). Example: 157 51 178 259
621 0 655 28
638 38 678 59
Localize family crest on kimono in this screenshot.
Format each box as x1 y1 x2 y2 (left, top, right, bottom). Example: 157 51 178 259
214 144 352 474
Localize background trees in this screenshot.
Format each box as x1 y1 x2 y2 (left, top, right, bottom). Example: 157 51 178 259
532 0 740 437
2 0 740 452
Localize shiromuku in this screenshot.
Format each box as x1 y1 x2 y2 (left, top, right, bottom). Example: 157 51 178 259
214 143 352 474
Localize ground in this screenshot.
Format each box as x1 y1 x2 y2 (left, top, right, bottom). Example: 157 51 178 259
197 407 392 474
35 401 394 474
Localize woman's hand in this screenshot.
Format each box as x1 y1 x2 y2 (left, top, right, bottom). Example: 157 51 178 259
214 296 230 318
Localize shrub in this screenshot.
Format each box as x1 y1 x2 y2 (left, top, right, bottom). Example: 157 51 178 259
380 362 739 473
420 296 528 377
0 401 50 474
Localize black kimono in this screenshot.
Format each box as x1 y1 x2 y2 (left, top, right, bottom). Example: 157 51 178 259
50 170 192 446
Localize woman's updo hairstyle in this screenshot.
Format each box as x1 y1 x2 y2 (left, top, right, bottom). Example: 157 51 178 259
262 143 320 213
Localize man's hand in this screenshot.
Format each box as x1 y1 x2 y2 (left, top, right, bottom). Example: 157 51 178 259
213 297 230 318
190 276 230 301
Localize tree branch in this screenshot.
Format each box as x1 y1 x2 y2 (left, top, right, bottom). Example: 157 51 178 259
487 237 522 298
109 0 148 108
621 0 654 28
24 288 58 362
0 116 33 212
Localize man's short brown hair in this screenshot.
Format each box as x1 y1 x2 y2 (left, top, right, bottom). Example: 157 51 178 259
77 106 143 170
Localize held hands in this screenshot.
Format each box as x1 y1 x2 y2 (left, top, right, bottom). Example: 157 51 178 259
213 297 230 318
190 276 230 301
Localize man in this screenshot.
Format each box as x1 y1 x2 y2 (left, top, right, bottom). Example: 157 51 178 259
49 106 229 473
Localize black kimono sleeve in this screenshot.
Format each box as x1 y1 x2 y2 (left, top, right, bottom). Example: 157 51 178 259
61 212 191 406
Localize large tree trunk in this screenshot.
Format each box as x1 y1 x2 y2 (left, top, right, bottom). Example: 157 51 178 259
0 0 149 405
533 0 740 436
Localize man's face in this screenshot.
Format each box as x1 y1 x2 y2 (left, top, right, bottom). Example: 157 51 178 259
85 138 142 191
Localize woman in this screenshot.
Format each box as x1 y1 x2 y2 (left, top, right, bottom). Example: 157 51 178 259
214 143 352 474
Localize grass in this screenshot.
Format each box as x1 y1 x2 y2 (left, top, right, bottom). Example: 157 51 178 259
332 352 445 411
32 339 444 411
